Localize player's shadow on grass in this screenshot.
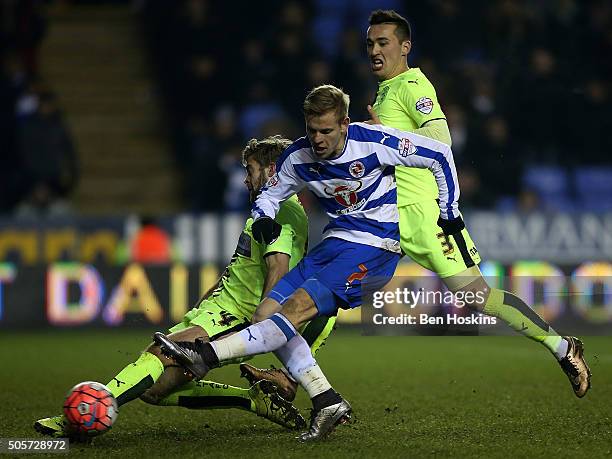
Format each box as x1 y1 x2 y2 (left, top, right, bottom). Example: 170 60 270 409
91 423 295 447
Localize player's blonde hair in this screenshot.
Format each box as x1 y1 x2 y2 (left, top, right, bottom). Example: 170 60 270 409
303 84 350 123
241 135 292 168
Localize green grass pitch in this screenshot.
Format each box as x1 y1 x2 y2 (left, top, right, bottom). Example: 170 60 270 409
1 329 611 458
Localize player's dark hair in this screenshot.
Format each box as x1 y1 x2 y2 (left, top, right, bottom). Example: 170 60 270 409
303 84 350 123
241 135 292 168
369 9 411 43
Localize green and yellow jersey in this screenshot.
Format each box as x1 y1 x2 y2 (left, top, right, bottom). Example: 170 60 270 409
372 67 447 206
172 194 335 352
208 195 308 318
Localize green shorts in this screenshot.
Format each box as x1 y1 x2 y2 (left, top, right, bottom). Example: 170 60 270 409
169 298 335 358
399 200 481 278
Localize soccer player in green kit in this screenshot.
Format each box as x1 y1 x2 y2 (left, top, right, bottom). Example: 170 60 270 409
366 9 591 397
34 136 335 437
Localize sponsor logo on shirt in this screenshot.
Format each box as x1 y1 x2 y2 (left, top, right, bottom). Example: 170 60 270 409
415 96 434 114
324 181 366 213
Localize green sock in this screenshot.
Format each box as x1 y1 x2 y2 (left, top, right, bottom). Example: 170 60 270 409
106 352 165 406
483 288 565 356
157 380 253 411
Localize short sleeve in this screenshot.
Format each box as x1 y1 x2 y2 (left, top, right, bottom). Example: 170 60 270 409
397 79 446 128
263 222 294 257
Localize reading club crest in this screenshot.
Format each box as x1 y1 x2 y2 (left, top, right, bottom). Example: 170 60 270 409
349 161 365 178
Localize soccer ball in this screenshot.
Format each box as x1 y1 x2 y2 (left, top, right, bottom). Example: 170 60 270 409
63 381 118 437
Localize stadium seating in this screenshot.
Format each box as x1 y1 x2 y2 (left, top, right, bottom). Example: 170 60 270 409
522 166 574 211
574 167 612 212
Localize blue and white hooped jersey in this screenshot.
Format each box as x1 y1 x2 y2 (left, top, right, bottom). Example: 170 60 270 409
252 122 460 254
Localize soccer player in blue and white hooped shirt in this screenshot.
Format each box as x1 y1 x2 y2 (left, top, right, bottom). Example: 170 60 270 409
155 84 461 440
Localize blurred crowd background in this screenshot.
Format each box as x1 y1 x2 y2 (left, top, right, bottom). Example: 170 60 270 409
1 0 611 218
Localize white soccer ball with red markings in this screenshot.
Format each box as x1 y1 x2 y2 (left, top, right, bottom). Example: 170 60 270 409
63 381 118 437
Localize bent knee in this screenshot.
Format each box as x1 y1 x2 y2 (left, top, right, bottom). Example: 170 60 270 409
252 298 282 324
144 343 175 367
252 309 269 324
281 288 318 328
454 286 489 310
145 342 162 358
447 274 489 311
139 390 161 405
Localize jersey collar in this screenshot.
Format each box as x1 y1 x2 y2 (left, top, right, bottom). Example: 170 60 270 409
379 68 420 88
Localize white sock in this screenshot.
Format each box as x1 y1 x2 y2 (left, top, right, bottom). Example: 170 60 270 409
554 337 569 361
542 334 569 361
211 313 297 362
275 334 332 398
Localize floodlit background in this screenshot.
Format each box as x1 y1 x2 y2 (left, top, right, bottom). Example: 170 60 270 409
0 0 610 327
0 1 611 455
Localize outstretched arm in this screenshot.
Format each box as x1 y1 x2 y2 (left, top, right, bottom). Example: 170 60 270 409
357 122 460 221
